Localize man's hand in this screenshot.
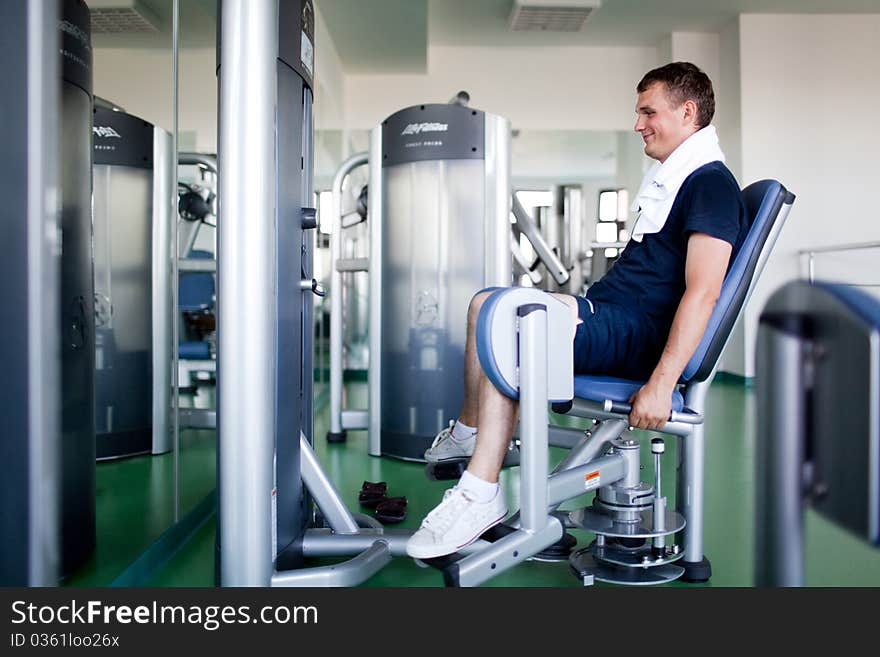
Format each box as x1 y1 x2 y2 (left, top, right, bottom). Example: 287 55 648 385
628 379 674 430
629 233 731 431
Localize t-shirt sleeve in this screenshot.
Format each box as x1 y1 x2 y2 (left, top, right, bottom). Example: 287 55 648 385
681 173 742 247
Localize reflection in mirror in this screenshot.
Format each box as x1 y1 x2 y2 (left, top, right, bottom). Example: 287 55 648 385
65 0 216 585
172 0 219 534
313 129 371 379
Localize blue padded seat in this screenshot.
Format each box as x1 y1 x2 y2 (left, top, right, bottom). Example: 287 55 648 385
573 375 685 412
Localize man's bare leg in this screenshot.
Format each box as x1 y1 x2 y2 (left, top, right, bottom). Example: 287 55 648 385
457 291 491 427
459 292 580 482
407 291 580 558
466 372 518 482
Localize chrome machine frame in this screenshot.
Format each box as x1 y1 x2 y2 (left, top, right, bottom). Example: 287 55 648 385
218 0 406 587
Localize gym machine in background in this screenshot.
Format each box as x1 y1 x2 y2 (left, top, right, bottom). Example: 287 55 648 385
326 100 570 460
755 281 880 585
92 102 174 460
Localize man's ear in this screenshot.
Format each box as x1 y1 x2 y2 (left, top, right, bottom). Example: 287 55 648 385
681 99 699 126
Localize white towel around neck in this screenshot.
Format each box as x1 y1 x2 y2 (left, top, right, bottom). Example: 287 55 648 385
630 125 726 243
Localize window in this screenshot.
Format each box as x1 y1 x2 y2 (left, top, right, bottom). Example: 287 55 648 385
596 188 629 244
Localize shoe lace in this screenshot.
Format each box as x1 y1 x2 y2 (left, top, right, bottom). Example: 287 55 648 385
422 488 472 536
429 419 456 450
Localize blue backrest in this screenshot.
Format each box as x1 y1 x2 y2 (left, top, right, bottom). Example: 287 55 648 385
179 249 215 313
680 180 795 383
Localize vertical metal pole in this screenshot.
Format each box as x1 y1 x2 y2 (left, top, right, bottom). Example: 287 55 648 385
171 0 180 522
27 0 61 586
218 0 277 586
518 305 549 532
678 380 709 564
755 322 807 586
151 129 173 455
483 114 512 288
368 127 384 456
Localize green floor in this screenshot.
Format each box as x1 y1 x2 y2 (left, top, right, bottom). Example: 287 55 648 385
66 378 880 587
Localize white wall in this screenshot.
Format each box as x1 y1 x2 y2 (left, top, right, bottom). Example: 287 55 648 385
716 19 742 182
727 13 880 377
313 0 345 129
343 44 657 130
93 48 217 152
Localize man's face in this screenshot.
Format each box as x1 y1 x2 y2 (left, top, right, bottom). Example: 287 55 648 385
634 82 697 163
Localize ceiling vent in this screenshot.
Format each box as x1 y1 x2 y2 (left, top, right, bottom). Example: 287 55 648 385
89 0 160 34
509 0 600 32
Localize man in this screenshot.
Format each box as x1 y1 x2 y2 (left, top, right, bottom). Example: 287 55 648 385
406 62 747 560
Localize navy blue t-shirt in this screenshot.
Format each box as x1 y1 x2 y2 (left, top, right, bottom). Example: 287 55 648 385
584 161 746 369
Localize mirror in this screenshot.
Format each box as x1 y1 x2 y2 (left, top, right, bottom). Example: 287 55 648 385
67 0 217 586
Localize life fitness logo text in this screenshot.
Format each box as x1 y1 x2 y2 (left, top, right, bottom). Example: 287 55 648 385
93 126 122 138
401 122 448 136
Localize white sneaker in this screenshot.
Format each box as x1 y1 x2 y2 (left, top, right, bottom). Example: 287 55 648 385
424 420 476 463
406 487 507 559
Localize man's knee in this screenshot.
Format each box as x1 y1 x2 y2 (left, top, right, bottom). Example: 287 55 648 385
468 291 493 322
549 293 582 329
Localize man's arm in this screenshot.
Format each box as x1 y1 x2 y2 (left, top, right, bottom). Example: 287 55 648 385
628 233 732 430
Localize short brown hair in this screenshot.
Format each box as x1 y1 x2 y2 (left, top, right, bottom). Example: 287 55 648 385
637 62 715 129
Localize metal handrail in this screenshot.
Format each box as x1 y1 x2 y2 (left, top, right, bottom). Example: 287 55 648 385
798 241 880 283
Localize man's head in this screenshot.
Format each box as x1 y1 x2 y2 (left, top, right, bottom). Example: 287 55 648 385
634 62 715 163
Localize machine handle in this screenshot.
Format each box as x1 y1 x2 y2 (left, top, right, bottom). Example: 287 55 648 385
301 207 318 230
603 399 703 425
300 278 325 297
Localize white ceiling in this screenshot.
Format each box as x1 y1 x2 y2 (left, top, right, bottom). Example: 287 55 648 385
317 0 880 72
90 0 216 48
91 0 880 61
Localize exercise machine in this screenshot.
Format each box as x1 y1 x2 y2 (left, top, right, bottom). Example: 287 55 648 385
427 180 794 586
755 280 880 585
327 102 570 460
93 102 174 459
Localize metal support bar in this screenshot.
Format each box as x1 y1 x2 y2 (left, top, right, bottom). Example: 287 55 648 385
301 529 413 557
566 397 697 437
329 152 369 441
511 194 569 286
367 128 384 456
300 433 359 535
754 323 807 586
518 305 550 532
546 453 627 507
217 0 277 586
677 379 709 564
270 541 391 587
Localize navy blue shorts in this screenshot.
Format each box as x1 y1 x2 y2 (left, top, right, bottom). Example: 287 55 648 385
571 296 662 381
